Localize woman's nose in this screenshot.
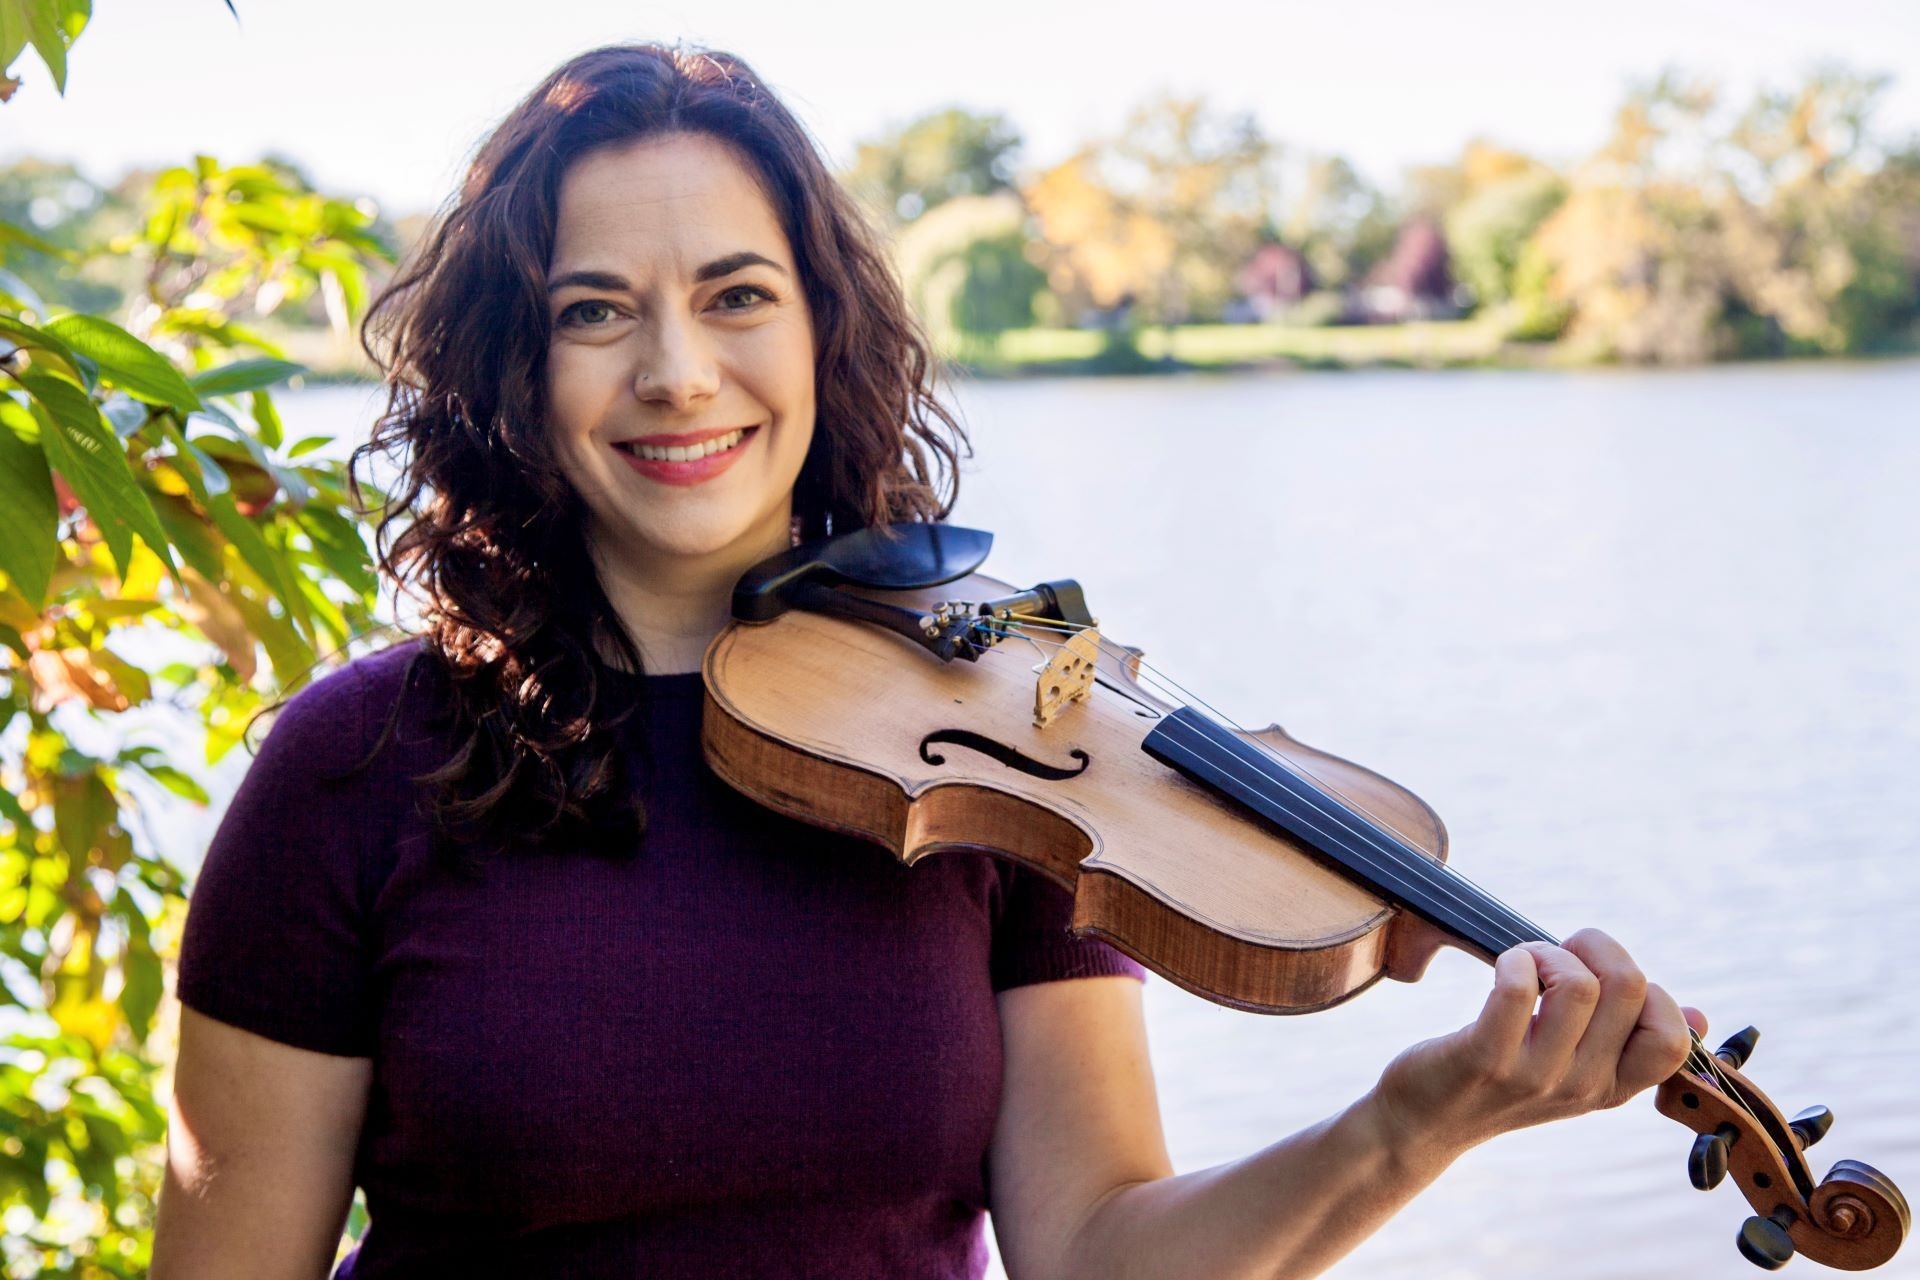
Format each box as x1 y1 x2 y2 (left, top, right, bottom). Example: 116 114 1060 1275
634 315 720 409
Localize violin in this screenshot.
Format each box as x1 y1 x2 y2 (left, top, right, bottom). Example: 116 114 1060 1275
698 522 1907 1273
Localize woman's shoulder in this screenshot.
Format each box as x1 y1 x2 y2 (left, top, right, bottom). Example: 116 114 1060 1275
254 635 440 779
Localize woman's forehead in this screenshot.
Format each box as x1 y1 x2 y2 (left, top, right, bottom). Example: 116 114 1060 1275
551 133 791 277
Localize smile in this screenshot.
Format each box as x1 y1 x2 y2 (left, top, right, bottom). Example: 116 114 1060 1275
612 425 758 487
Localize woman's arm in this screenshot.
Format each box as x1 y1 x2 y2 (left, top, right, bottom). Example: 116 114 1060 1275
151 1006 372 1280
987 929 1702 1280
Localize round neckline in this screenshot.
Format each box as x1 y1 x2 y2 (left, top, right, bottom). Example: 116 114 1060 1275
594 655 704 697
640 670 704 696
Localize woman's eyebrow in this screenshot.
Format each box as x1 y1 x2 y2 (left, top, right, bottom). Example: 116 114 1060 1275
546 251 789 294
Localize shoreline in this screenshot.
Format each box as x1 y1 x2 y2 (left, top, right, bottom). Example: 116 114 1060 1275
271 322 1920 387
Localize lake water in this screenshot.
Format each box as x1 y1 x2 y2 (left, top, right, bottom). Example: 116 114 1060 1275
269 362 1920 1280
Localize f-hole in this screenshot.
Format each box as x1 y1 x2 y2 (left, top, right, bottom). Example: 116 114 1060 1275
920 729 1092 781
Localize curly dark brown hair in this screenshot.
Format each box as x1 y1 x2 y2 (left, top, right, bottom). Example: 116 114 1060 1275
342 41 967 869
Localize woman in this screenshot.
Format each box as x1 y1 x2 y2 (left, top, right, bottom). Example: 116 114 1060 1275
152 42 1704 1280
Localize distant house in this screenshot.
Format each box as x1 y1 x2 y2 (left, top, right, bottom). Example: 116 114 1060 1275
1229 243 1316 322
1356 217 1460 322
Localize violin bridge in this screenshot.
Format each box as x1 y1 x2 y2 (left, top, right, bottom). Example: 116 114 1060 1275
1033 628 1100 728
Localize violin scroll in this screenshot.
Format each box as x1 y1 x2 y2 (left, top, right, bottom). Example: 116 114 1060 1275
1655 1028 1909 1270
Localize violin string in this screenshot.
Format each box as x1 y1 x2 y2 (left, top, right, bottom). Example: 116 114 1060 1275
1000 614 1559 944
1143 698 1557 965
990 615 1743 1104
1136 696 1746 1103
990 616 1551 966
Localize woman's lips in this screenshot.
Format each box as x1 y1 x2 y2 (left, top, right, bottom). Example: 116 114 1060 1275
612 426 757 487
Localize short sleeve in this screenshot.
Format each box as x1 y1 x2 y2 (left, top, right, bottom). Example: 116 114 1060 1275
176 661 376 1057
990 861 1146 992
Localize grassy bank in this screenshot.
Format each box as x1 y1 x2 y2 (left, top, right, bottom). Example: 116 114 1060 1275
975 318 1516 374
266 315 1526 383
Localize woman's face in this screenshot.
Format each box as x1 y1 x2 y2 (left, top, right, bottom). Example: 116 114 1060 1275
544 131 816 573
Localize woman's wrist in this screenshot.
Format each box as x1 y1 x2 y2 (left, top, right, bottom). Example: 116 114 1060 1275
1351 1081 1477 1187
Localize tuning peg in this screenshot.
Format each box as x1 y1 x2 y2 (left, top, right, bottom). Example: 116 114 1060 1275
1717 1025 1762 1070
1789 1105 1833 1149
1689 1124 1740 1190
1737 1209 1797 1269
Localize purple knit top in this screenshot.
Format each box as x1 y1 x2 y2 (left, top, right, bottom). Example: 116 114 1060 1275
175 639 1144 1278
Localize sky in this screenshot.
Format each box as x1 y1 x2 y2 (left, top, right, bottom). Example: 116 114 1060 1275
4 0 1919 219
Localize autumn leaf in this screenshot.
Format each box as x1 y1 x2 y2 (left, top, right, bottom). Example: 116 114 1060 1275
26 646 131 713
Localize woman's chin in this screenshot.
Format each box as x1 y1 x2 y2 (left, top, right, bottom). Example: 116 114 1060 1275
601 512 790 572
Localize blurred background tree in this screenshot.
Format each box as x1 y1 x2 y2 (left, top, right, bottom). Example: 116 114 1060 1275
1 3 396 1273
1524 67 1920 361
1438 143 1568 312
890 191 1047 362
841 105 1023 230
833 64 1917 370
1023 94 1280 329
1277 154 1397 294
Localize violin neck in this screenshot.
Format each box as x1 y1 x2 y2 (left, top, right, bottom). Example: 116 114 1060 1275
1141 708 1556 960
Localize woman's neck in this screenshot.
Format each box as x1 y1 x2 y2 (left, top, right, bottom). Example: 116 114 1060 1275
587 513 793 676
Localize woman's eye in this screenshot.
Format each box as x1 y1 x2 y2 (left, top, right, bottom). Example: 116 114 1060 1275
715 284 774 311
558 299 617 327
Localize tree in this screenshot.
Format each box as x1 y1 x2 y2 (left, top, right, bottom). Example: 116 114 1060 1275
1444 163 1567 309
891 192 1046 359
1277 153 1397 292
1024 93 1280 326
2 5 394 1272
1525 67 1920 361
841 106 1023 229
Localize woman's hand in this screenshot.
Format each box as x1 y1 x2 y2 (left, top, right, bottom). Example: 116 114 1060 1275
1370 928 1707 1167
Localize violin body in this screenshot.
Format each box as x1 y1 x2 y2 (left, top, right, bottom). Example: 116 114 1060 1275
705 570 1460 1013
702 526 1908 1271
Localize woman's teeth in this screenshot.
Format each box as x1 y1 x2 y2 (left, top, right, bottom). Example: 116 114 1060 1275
620 428 747 462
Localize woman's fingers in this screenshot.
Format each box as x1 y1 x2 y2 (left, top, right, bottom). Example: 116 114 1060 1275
1614 981 1696 1096
1513 941 1602 1078
1427 935 1711 1144
1464 945 1543 1073
1558 929 1652 1091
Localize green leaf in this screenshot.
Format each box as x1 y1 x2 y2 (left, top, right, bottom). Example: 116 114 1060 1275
206 491 308 630
151 491 226 583
0 0 72 93
285 433 333 459
228 588 314 688
299 505 375 594
192 401 312 506
118 937 163 1043
152 414 230 499
0 398 58 606
249 388 284 449
44 314 202 413
55 0 89 44
133 762 209 805
0 311 81 370
15 366 178 587
187 357 305 399
0 778 29 830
